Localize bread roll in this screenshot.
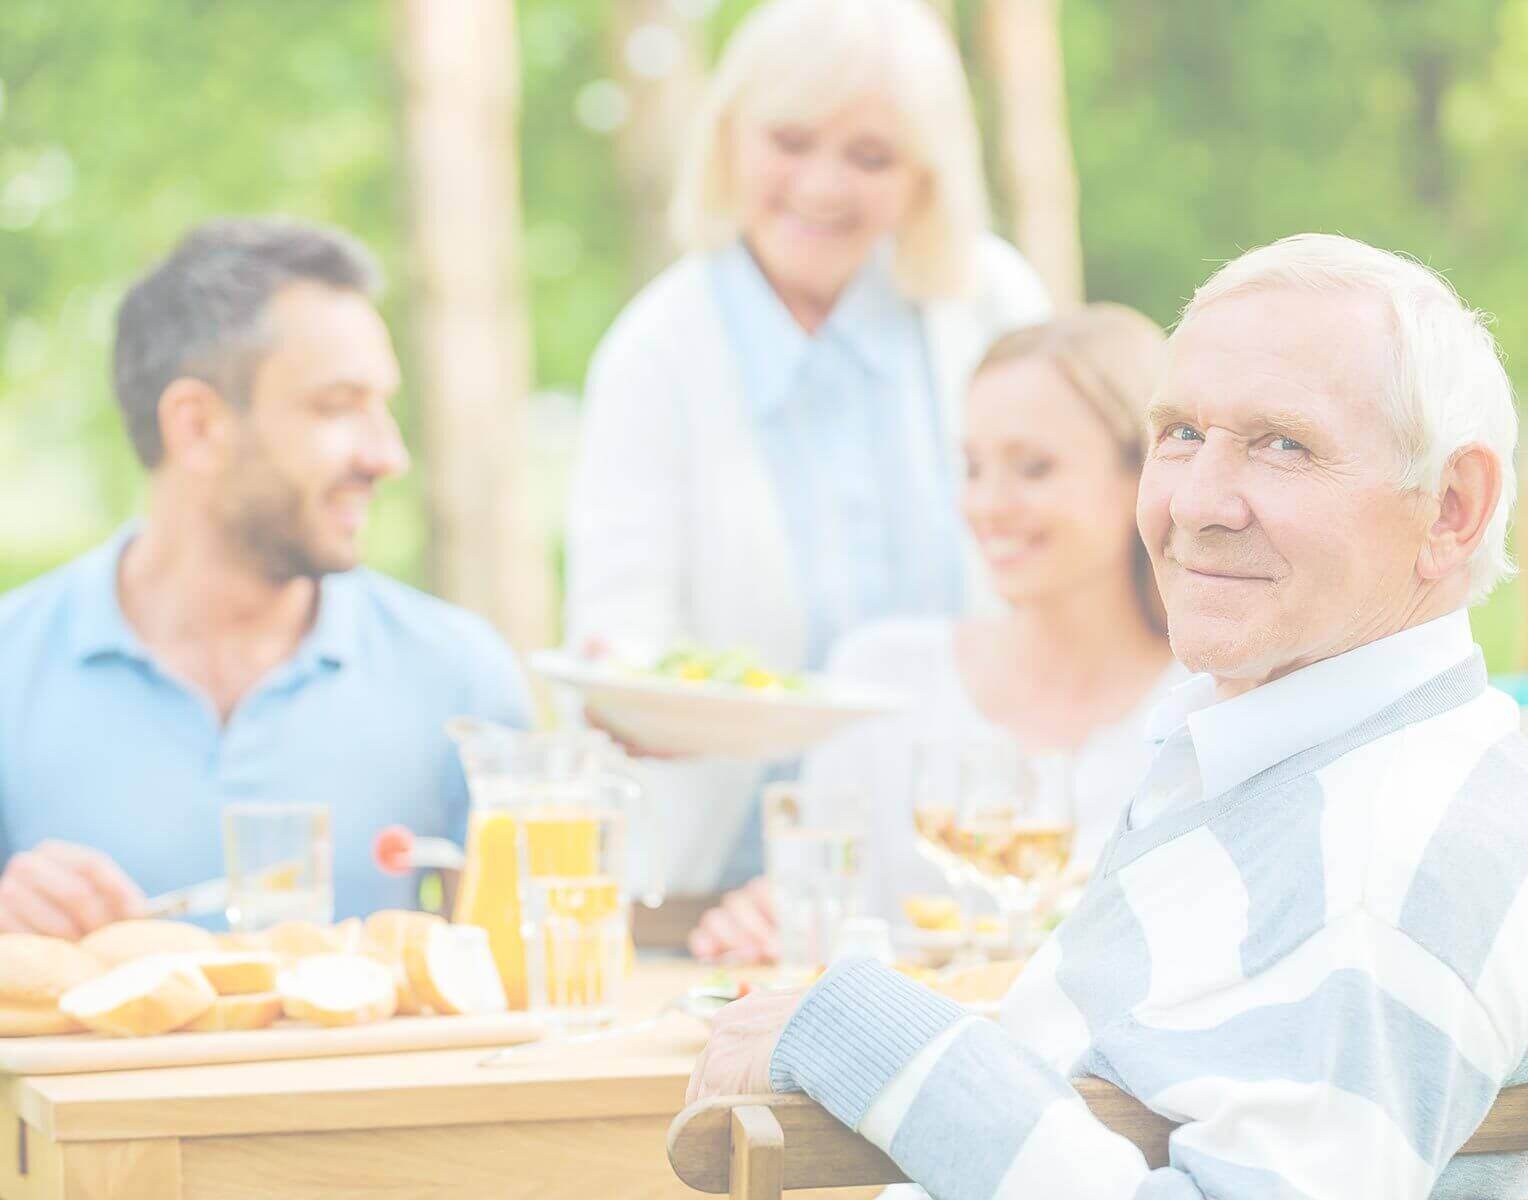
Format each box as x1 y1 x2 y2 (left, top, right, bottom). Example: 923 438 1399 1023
362 909 444 956
191 952 281 996
181 992 283 1033
0 934 103 1036
58 957 217 1036
80 920 217 968
279 954 397 1027
362 910 445 1015
258 919 364 964
403 924 507 1016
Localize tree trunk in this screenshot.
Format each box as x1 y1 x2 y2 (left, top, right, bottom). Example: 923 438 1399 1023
608 0 706 285
394 0 553 651
1408 47 1451 209
982 0 1085 308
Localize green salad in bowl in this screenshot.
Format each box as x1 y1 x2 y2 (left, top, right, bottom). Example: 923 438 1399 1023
642 644 807 693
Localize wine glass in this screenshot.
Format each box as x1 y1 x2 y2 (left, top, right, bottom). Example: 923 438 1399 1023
912 738 1075 957
910 739 991 963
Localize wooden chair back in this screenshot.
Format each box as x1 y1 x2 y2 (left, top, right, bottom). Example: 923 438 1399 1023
668 1079 1528 1199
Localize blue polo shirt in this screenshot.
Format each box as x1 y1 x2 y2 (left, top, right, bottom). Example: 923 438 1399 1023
0 529 530 921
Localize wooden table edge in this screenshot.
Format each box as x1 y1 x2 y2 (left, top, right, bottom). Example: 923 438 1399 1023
13 1057 697 1143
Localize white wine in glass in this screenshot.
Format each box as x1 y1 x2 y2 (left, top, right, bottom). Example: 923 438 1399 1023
912 739 1074 954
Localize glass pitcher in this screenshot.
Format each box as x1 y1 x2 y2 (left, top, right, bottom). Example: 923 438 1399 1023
447 720 663 1019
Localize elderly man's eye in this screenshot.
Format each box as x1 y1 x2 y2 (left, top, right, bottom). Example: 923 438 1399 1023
1162 424 1203 444
847 142 896 172
1270 436 1307 453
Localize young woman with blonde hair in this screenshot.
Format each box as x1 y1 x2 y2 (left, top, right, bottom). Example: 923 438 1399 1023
691 305 1186 960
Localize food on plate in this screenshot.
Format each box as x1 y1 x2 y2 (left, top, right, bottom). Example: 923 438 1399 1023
280 953 398 1027
7 915 526 1040
0 934 105 1036
182 991 284 1033
216 931 267 954
191 951 281 997
80 919 218 968
902 894 962 932
363 909 446 1015
613 643 806 693
927 958 1024 1005
891 961 940 987
364 909 445 955
259 918 361 963
403 923 508 1016
59 957 217 1036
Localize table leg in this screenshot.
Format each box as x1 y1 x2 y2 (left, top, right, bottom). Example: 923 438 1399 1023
0 1087 61 1200
57 1140 181 1200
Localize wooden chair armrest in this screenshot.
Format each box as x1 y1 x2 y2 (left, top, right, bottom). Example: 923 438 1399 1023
669 1081 1528 1194
670 1092 904 1194
730 1105 784 1200
668 1079 1166 1193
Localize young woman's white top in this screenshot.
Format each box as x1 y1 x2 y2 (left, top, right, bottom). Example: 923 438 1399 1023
802 617 1187 921
564 235 1051 894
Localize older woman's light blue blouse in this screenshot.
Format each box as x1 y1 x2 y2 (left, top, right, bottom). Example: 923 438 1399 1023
709 240 965 670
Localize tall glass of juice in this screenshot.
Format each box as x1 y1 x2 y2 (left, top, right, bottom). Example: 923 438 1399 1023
447 722 662 1019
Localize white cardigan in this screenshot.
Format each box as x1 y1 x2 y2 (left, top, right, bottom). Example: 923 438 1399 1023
565 235 1052 893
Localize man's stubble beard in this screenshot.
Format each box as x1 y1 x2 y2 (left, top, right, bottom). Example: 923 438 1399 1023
219 438 343 584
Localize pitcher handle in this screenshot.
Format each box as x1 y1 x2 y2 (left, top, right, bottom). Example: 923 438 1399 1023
604 772 664 909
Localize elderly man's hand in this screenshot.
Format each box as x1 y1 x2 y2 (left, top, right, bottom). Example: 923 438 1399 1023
685 985 804 1105
0 841 146 938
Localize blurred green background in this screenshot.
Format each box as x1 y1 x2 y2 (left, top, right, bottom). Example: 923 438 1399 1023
1 0 1525 663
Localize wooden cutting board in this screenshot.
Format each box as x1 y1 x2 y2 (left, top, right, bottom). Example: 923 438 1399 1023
0 1011 543 1076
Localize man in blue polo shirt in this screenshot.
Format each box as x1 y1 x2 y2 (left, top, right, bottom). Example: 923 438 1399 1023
0 217 529 934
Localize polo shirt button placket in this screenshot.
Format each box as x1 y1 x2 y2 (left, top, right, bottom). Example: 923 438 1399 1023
217 677 280 794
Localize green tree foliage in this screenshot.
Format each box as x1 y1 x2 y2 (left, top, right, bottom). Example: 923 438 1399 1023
1 0 1524 661
0 1 404 582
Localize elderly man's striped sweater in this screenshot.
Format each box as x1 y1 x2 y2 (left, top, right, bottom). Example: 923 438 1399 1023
771 655 1528 1199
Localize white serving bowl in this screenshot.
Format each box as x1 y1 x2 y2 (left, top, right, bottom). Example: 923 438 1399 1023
530 650 908 760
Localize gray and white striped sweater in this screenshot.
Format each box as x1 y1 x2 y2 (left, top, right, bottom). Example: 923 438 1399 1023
772 654 1528 1198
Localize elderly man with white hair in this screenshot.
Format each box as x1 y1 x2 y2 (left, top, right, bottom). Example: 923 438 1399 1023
688 233 1528 1199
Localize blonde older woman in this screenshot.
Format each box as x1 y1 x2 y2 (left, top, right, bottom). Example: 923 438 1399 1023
566 0 1051 896
690 306 1186 961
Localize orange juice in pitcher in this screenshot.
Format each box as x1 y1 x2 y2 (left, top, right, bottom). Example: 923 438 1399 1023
448 722 660 1018
452 803 600 1009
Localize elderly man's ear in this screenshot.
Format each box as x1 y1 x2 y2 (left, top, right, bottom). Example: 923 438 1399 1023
157 377 237 474
1415 444 1503 584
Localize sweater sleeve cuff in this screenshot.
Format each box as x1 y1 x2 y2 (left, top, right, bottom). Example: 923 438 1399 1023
768 956 966 1129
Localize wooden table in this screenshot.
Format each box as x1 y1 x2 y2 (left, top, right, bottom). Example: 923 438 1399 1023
0 960 876 1200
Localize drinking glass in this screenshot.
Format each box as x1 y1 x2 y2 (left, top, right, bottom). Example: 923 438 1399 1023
912 739 1074 955
223 802 334 932
763 781 866 983
448 721 662 1024
517 803 633 1027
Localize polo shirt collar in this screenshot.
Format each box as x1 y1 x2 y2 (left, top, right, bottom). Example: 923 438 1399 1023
70 523 360 672
1150 608 1477 801
70 524 150 664
301 571 360 669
